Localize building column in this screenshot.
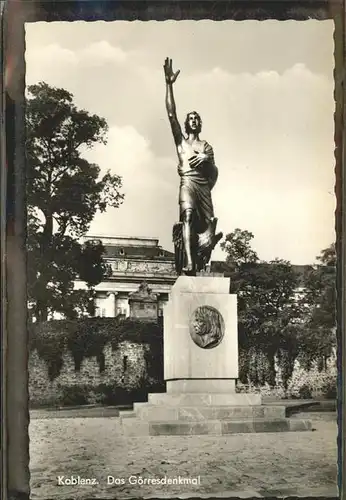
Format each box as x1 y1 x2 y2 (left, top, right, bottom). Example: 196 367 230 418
116 292 130 318
107 292 118 317
157 293 169 317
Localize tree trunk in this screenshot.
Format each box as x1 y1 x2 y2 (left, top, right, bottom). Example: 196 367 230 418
266 350 276 387
279 349 296 390
257 351 269 385
35 301 48 322
248 347 259 385
39 304 48 322
35 211 53 322
238 347 250 384
41 211 53 252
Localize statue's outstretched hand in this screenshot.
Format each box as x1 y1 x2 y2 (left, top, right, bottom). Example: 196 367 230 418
164 57 180 84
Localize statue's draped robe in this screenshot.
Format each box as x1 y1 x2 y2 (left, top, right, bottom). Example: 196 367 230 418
173 141 221 273
178 141 218 234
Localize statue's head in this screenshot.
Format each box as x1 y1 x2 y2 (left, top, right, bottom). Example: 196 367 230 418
184 111 202 135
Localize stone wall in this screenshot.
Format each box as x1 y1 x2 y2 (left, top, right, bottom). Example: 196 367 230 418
29 315 336 407
29 340 163 408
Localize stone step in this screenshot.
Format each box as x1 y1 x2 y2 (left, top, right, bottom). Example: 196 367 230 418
118 410 137 419
135 404 286 421
147 392 261 407
133 402 150 410
222 418 312 434
121 417 312 436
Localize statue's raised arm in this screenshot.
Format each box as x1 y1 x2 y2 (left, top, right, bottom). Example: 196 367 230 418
164 59 223 275
164 58 183 146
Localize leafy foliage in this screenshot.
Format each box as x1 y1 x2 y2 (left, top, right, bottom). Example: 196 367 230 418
220 228 258 270
221 229 302 385
297 243 336 368
285 360 337 399
60 385 90 406
221 229 336 387
26 82 123 321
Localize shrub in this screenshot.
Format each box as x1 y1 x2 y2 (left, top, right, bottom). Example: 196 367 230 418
60 385 91 406
29 393 63 409
320 375 337 400
236 361 337 400
235 381 286 399
286 362 337 399
236 382 258 394
258 384 286 399
298 384 313 400
92 383 148 406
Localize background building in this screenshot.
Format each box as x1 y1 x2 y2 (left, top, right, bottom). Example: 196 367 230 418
75 235 177 318
74 235 310 319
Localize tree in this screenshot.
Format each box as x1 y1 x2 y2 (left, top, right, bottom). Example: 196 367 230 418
220 228 258 271
26 82 124 322
237 259 302 386
221 231 337 387
298 243 336 369
221 229 302 386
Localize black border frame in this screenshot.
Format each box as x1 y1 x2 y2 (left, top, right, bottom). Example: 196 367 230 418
1 1 345 499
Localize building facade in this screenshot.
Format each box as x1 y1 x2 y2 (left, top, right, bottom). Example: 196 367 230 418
74 235 311 320
75 235 177 318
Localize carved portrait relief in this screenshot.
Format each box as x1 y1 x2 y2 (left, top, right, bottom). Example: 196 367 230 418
189 306 225 349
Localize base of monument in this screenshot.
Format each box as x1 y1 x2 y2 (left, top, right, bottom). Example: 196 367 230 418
119 274 312 436
119 391 312 436
166 379 236 394
147 390 261 406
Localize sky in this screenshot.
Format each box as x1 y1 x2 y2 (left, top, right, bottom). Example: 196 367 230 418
25 20 335 264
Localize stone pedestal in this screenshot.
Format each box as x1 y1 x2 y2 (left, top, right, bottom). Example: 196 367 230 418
120 276 312 436
164 277 239 383
128 281 158 322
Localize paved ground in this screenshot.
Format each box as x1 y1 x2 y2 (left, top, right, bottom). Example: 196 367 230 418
29 399 335 420
30 405 124 419
29 411 338 499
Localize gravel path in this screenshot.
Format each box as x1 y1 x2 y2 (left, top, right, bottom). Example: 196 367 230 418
29 413 338 499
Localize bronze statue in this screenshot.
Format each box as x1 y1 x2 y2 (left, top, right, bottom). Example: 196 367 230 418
164 57 223 276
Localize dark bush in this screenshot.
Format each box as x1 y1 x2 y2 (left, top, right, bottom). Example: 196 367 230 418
60 385 90 406
93 383 147 406
321 379 337 400
29 394 63 409
298 384 313 399
92 376 166 406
